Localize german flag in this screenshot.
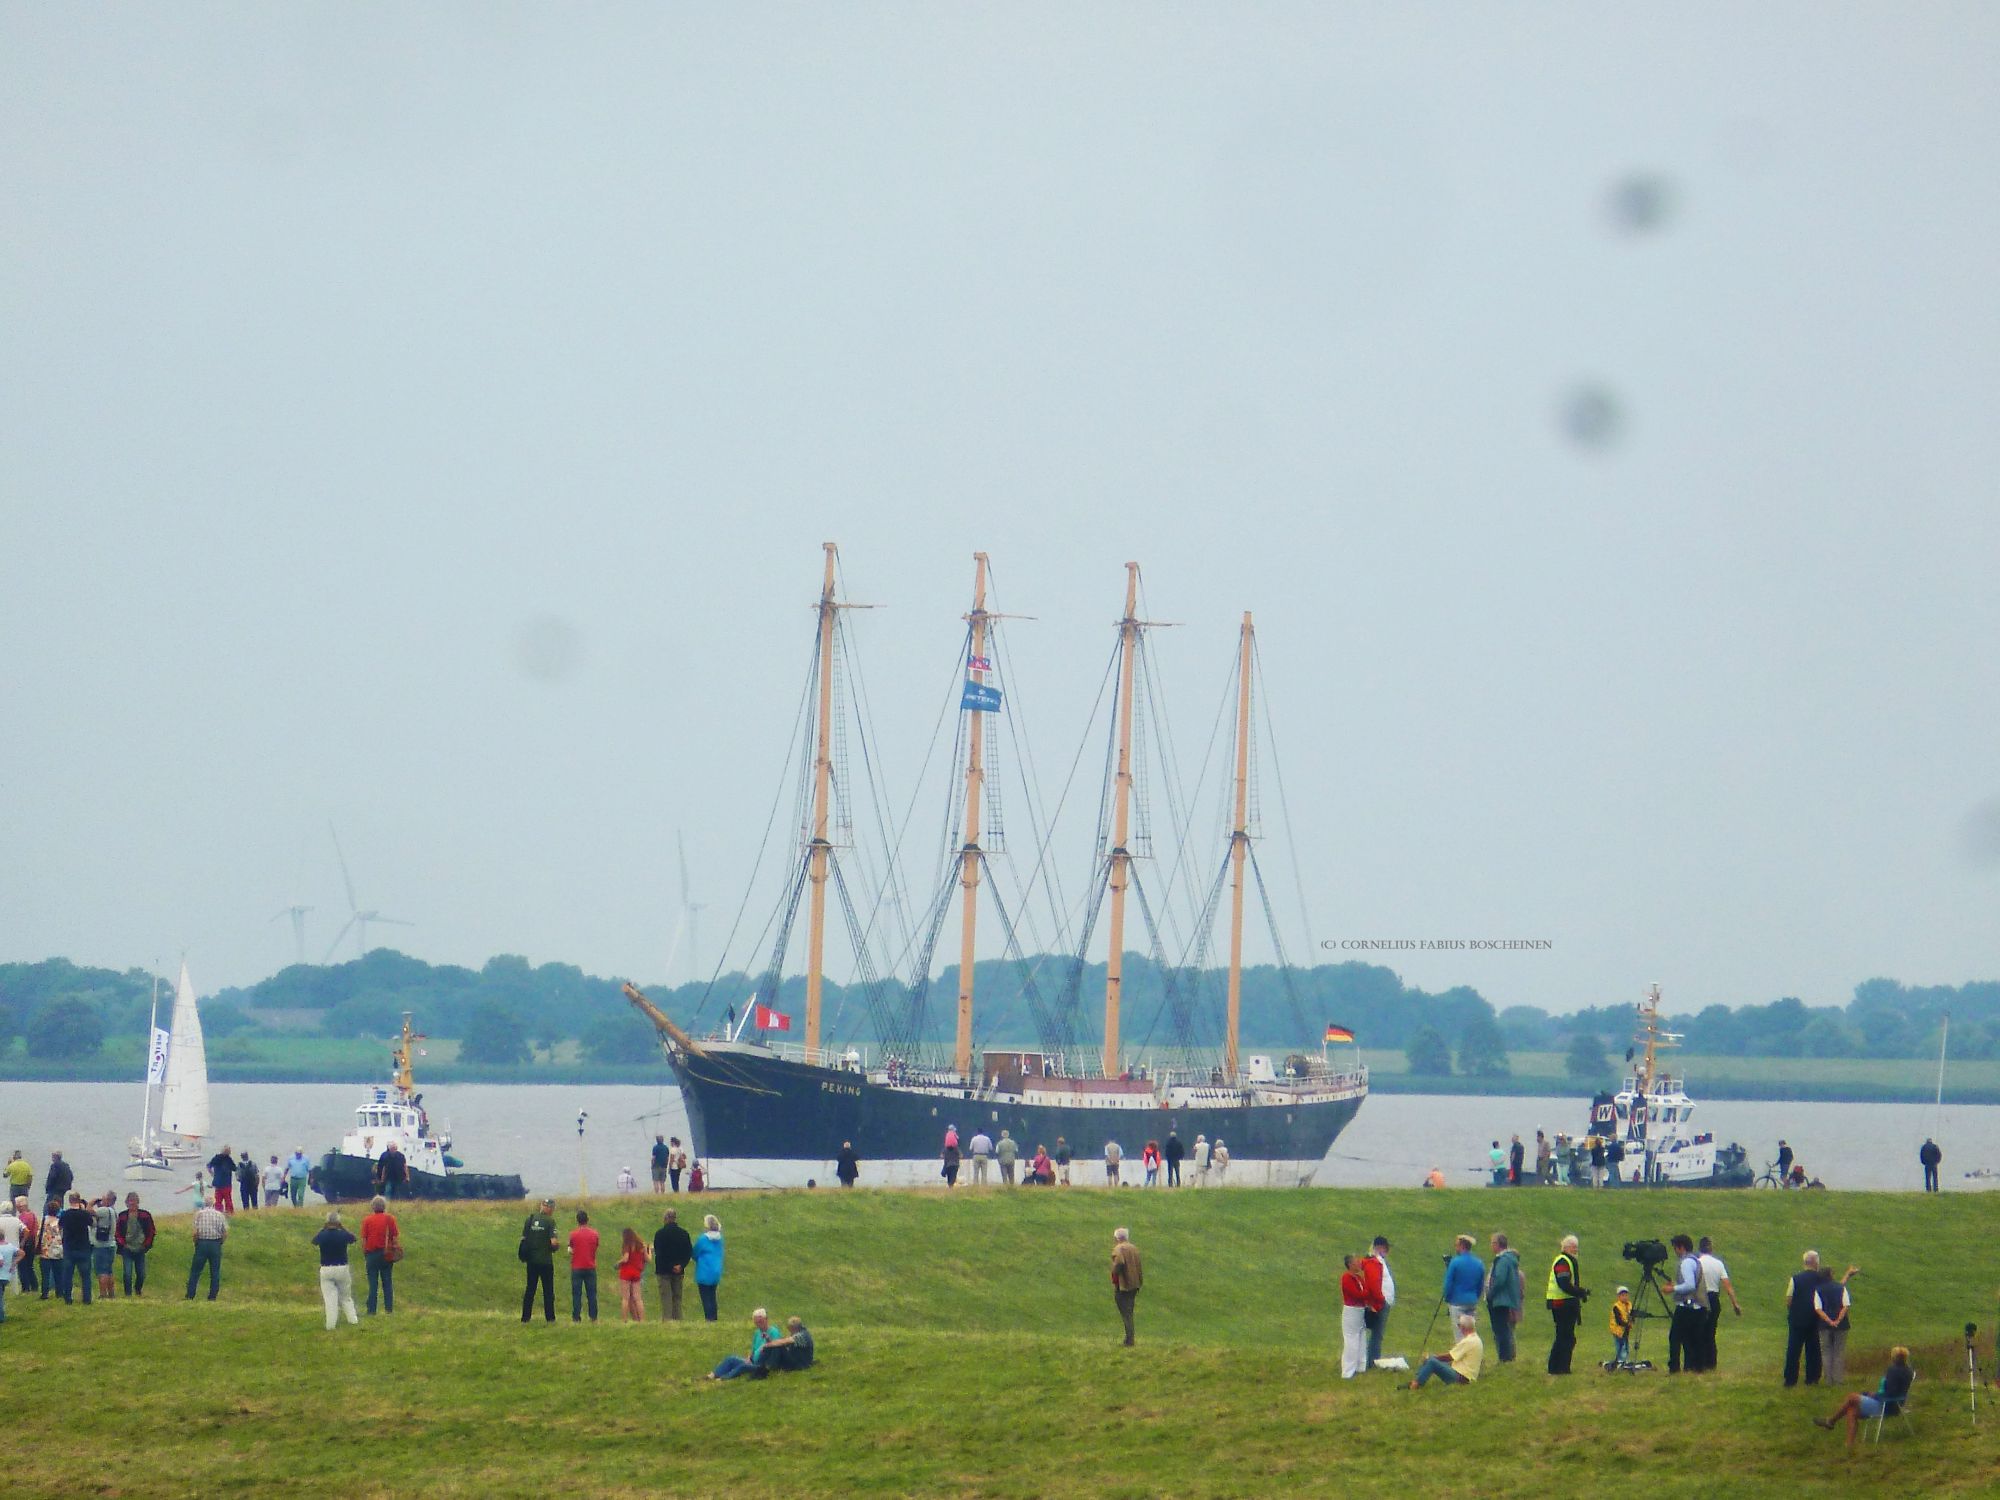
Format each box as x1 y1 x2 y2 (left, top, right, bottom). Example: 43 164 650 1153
1324 1023 1356 1044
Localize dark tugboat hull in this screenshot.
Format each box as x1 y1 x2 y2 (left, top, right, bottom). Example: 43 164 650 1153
312 1151 525 1203
672 1045 1365 1188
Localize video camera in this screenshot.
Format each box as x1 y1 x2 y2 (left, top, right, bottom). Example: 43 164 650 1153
1622 1239 1669 1270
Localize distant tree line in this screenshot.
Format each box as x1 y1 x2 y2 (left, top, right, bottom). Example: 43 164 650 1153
2 954 1995 1080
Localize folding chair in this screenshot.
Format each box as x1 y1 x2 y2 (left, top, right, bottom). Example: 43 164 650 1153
1869 1377 1915 1444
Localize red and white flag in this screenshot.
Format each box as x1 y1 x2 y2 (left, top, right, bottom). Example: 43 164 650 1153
968 654 992 672
755 1003 793 1032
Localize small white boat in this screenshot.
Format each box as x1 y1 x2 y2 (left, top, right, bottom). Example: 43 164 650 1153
125 962 210 1180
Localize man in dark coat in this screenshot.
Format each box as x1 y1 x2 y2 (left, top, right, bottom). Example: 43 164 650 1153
835 1142 859 1188
1164 1131 1184 1187
206 1147 237 1213
375 1144 409 1199
1919 1138 1942 1192
1783 1250 1827 1387
44 1152 74 1204
652 1207 694 1321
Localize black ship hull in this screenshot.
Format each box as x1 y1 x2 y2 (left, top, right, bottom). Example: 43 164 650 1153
672 1045 1366 1188
312 1151 525 1204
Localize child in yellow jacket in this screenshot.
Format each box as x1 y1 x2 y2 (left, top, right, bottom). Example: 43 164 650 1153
1610 1286 1634 1364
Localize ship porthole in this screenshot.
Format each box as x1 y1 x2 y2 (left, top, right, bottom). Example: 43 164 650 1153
931 1107 937 1117
1287 1114 1293 1124
991 1111 999 1122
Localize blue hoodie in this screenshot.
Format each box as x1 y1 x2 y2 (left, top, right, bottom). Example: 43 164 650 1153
1443 1250 1486 1305
693 1230 725 1287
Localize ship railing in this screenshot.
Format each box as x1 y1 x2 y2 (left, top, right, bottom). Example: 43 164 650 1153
725 1038 872 1073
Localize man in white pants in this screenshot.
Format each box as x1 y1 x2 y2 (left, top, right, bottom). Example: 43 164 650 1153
1211 1140 1230 1185
313 1211 360 1331
1192 1135 1211 1186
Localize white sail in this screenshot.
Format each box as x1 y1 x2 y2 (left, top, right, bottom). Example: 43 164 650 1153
158 961 210 1141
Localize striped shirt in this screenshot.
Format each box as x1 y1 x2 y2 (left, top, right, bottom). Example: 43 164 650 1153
192 1206 228 1242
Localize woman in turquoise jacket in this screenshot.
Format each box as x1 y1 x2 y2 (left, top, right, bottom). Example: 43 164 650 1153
692 1214 725 1322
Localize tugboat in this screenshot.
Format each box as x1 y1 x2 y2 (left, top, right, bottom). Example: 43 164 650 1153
312 1014 525 1202
1561 983 1754 1189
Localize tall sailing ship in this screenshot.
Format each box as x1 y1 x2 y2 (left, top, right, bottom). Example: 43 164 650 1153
627 548 1368 1187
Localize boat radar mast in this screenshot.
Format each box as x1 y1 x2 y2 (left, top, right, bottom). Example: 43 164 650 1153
391 1012 427 1092
1631 983 1682 1094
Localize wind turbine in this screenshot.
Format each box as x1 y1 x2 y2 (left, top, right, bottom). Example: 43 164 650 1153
271 901 313 966
660 830 711 984
323 823 415 963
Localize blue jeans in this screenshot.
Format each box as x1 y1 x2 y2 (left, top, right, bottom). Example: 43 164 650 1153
571 1269 598 1321
1365 1306 1388 1365
1414 1356 1466 1386
698 1282 719 1321
57 1252 92 1303
185 1240 222 1300
712 1355 761 1380
1613 1335 1630 1364
121 1250 148 1295
365 1250 393 1313
0 1281 7 1320
1488 1305 1517 1362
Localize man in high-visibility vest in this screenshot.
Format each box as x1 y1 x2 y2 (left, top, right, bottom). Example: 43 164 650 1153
1546 1234 1587 1375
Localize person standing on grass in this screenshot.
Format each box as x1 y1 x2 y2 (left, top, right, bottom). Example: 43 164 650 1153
1536 1131 1553 1185
1104 1140 1123 1188
1783 1250 1827 1387
567 1209 601 1323
1485 1233 1522 1363
996 1130 1019 1186
54 1193 94 1304
1029 1144 1053 1186
519 1198 558 1324
1776 1139 1794 1184
360 1196 399 1315
237 1152 260 1211
1667 1235 1706 1375
1696 1236 1740 1372
1110 1227 1143 1347
692 1214 725 1322
669 1138 689 1193
37 1200 63 1299
1056 1138 1073 1187
12 1198 38 1295
1816 1262 1857 1383
0 1229 17 1322
45 1152 74 1206
186 1198 227 1301
1546 1234 1585 1375
1363 1236 1394 1369
1588 1137 1606 1189
1164 1130 1183 1188
1919 1138 1942 1192
651 1136 671 1194
1408 1312 1484 1389
261 1156 285 1209
6 1152 33 1209
206 1147 236 1214
836 1142 859 1189
969 1130 993 1185
1212 1140 1230 1185
1443 1234 1485 1324
90 1191 119 1300
375 1142 409 1200
312 1211 359 1330
1508 1135 1525 1186
0 1200 23 1304
286 1149 312 1207
1191 1134 1210 1186
941 1131 961 1189
1339 1253 1370 1378
654 1208 693 1321
616 1227 648 1321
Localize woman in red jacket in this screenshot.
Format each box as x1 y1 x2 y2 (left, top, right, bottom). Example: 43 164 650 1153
1340 1253 1371 1379
616 1227 649 1322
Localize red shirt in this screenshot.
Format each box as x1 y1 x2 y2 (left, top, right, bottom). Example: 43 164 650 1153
360 1211 397 1253
1341 1270 1368 1308
1359 1256 1386 1312
568 1226 600 1270
617 1244 646 1282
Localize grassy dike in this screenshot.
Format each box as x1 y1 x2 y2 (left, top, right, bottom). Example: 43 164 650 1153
6 1187 1997 1498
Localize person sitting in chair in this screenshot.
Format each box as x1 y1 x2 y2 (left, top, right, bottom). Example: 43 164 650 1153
1813 1346 1914 1448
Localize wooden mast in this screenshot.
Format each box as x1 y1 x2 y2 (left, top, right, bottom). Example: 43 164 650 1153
953 554 991 1080
1225 611 1253 1083
804 542 839 1060
1102 562 1141 1077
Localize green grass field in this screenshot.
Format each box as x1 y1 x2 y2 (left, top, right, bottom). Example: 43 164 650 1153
6 1186 1997 1497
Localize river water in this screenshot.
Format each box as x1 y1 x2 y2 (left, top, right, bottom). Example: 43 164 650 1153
7 1082 1996 1202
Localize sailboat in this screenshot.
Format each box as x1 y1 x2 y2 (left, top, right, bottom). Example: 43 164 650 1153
624 548 1369 1187
125 960 210 1180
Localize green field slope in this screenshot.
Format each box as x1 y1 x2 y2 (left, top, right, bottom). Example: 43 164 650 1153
6 1187 1996 1497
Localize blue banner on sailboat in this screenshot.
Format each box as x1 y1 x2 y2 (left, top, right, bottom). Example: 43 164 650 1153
961 680 1003 713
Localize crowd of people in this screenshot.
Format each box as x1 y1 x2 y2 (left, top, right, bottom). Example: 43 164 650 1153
929 1127 1232 1189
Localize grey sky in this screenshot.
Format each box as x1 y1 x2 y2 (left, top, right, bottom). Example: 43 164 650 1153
4 7 1996 1019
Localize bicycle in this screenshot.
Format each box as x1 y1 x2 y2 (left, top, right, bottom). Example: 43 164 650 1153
1755 1161 1784 1189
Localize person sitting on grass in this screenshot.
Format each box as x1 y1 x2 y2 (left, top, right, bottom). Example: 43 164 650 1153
1814 1347 1914 1448
709 1307 781 1380
752 1316 816 1375
1408 1313 1483 1389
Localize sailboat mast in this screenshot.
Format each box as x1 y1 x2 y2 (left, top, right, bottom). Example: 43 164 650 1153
1935 1011 1950 1114
805 542 839 1060
1225 612 1253 1083
140 970 160 1144
954 553 991 1080
1102 562 1141 1077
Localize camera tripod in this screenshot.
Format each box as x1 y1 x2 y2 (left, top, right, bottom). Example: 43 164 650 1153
1966 1323 1983 1426
1605 1261 1675 1373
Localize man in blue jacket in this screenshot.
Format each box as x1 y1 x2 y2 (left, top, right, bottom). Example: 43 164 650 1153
1443 1235 1486 1324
